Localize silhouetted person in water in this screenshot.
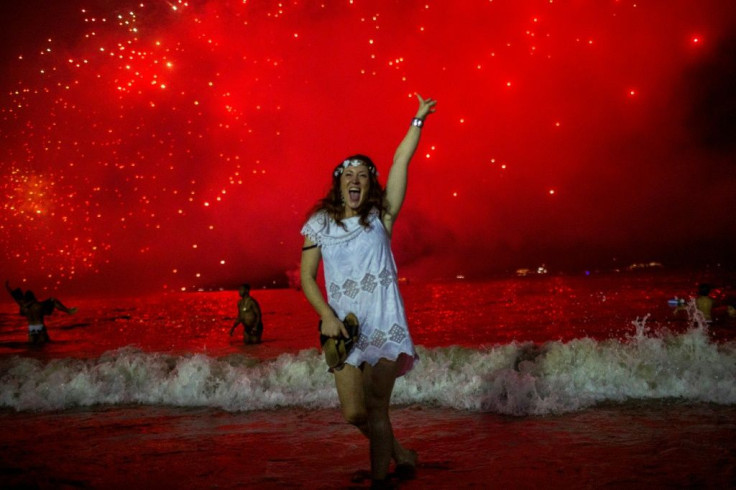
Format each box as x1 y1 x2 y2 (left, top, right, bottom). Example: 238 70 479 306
229 283 263 344
695 283 715 323
672 283 736 324
6 281 77 344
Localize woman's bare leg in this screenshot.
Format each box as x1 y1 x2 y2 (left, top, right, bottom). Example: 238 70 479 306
335 364 368 426
362 359 398 480
334 364 417 471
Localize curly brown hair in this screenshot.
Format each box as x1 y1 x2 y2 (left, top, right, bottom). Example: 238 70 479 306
310 154 386 229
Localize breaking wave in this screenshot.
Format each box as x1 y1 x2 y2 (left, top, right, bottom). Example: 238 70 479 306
1 319 734 416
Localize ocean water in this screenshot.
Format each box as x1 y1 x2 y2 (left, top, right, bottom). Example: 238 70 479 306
1 271 735 488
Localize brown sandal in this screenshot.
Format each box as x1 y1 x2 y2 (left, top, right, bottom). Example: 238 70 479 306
319 313 360 370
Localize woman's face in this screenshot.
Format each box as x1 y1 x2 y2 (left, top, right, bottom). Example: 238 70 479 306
340 164 371 216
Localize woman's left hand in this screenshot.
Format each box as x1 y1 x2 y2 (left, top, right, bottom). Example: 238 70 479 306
415 94 437 120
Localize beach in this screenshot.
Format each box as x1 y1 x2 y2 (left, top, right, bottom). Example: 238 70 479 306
2 403 735 488
1 271 735 488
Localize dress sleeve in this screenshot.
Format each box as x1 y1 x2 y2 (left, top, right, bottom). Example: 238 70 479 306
301 211 327 245
301 209 369 246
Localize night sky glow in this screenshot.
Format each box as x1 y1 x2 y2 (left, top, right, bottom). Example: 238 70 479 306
2 0 735 294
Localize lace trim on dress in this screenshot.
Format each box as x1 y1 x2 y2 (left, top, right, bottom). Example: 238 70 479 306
301 209 379 247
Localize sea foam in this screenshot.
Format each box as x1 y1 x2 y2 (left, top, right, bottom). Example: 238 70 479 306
1 321 734 415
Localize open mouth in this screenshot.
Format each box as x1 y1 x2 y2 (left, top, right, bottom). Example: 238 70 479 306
348 188 361 204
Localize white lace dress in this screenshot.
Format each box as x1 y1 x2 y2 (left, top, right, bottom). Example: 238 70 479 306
301 209 416 376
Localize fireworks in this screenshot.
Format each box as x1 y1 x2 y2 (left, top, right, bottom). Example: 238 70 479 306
1 1 732 292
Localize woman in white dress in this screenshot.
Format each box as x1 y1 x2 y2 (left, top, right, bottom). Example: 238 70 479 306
301 94 436 488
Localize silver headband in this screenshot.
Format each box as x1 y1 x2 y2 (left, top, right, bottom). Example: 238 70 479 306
334 158 378 177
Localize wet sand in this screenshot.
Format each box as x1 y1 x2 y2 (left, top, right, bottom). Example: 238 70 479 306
2 402 735 489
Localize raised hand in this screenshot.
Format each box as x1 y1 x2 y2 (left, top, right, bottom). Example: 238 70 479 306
415 94 437 120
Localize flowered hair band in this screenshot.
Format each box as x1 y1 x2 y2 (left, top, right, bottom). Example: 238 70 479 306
333 158 378 178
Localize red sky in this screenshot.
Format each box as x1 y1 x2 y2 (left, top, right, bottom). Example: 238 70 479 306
1 0 735 294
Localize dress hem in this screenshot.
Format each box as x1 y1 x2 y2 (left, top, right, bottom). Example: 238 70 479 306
344 351 417 378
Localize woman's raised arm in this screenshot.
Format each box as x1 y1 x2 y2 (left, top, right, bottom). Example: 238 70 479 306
383 94 437 235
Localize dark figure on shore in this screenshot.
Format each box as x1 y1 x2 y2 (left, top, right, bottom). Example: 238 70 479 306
5 281 77 344
229 284 263 344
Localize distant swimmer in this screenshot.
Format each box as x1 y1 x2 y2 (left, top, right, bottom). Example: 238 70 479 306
695 283 714 322
725 285 736 320
671 283 736 324
5 280 78 344
229 283 263 344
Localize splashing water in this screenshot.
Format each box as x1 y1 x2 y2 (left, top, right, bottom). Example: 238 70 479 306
2 317 734 415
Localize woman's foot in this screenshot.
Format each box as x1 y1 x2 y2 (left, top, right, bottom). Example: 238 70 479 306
371 478 395 489
394 449 418 480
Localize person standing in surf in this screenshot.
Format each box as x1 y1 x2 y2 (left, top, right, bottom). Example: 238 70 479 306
5 280 78 344
229 283 263 344
300 94 436 488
